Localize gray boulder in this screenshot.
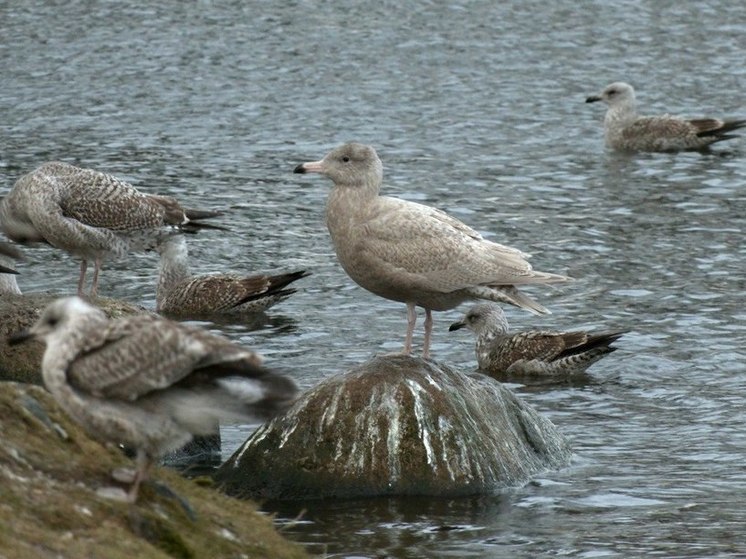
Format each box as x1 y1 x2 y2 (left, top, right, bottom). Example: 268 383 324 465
215 354 571 500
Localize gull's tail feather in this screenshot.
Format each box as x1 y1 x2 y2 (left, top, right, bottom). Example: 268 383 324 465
466 285 551 315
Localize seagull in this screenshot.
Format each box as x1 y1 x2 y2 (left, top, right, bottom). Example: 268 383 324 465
294 143 570 358
450 303 626 376
586 81 746 152
8 296 298 502
155 235 310 318
0 162 224 297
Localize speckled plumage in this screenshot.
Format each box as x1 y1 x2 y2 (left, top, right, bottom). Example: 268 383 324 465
0 241 22 294
586 82 746 152
294 143 570 357
155 235 309 318
8 296 298 501
0 162 222 297
450 303 626 377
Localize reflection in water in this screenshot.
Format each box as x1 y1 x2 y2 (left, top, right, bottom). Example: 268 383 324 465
3 0 746 557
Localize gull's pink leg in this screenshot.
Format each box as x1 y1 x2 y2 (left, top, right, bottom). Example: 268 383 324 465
422 308 433 358
89 257 102 298
404 302 417 355
77 260 88 296
127 449 151 503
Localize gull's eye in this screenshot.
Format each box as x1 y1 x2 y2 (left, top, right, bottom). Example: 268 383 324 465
342 156 350 163
46 316 59 327
607 89 617 96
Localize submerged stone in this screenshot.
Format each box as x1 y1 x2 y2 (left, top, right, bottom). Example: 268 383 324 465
215 354 571 500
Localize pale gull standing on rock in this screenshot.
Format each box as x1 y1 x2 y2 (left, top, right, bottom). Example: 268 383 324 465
155 235 310 318
450 303 626 376
294 143 571 358
586 81 746 152
0 162 224 297
0 241 22 294
8 296 298 502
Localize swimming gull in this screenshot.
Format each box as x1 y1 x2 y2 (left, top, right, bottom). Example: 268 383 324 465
8 296 298 502
449 303 626 376
156 235 310 318
0 162 224 297
293 142 570 358
586 81 746 152
0 241 22 294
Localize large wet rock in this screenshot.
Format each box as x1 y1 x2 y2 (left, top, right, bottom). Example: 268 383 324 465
0 293 148 384
215 355 571 500
0 381 308 559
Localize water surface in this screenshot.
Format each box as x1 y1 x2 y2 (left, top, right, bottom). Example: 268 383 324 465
2 1 745 557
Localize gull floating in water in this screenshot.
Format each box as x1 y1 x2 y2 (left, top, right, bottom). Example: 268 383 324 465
0 241 22 294
294 143 570 358
450 303 626 376
586 81 746 152
8 296 298 502
156 235 310 318
0 162 224 297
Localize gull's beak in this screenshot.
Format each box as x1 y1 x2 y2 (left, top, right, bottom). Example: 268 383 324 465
0 264 18 274
293 160 324 174
448 320 466 332
585 95 602 103
8 329 33 346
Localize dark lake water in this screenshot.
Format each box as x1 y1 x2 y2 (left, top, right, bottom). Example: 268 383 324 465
3 1 746 557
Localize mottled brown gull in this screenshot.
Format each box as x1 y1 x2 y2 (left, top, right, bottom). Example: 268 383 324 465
0 162 224 298
586 81 746 152
156 235 310 318
293 143 570 358
8 296 298 502
450 303 626 376
0 241 22 294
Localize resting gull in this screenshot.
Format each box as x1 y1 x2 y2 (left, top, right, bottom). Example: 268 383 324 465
294 142 570 358
0 241 22 294
586 81 746 152
156 235 310 318
8 296 298 502
0 162 224 297
450 303 626 376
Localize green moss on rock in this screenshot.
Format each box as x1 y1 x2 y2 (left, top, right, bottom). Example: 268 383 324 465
0 382 309 559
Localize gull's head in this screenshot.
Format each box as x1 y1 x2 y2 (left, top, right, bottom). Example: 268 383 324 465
294 143 384 189
449 303 510 336
8 296 100 345
586 81 635 107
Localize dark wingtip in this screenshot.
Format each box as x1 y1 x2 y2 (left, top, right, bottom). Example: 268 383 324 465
0 265 19 275
293 164 307 174
586 96 601 103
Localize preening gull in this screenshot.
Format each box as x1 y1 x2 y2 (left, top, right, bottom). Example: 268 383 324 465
0 162 224 297
156 235 310 318
294 143 570 358
450 303 626 376
586 81 746 152
0 241 22 294
8 296 298 502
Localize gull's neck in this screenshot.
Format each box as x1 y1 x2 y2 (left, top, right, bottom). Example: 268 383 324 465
605 97 638 127
326 178 381 233
157 236 191 306
474 314 509 361
41 310 107 394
